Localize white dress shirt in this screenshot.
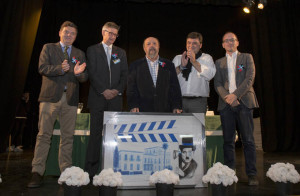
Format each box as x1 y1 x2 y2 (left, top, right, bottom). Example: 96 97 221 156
226 51 238 94
173 53 216 97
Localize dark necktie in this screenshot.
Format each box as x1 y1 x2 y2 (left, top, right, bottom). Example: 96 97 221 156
64 46 69 60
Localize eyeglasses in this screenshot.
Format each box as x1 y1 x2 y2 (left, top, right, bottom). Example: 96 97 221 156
104 30 119 38
223 38 238 43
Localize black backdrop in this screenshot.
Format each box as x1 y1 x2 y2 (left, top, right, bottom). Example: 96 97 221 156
1 0 299 152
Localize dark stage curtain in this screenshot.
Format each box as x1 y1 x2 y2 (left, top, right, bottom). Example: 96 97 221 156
250 0 300 151
0 0 43 152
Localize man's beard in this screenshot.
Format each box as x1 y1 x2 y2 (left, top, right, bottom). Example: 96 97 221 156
148 48 157 59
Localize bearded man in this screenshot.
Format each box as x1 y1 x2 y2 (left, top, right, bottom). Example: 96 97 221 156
127 37 182 113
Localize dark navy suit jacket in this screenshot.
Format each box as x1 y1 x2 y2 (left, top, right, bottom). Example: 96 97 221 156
127 57 182 112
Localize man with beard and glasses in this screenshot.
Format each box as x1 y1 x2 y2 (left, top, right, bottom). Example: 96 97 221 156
173 32 216 113
127 37 182 113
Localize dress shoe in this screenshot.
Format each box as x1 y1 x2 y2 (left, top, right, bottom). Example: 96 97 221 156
27 172 43 188
248 175 259 186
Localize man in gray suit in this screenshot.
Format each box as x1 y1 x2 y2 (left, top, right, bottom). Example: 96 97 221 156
85 22 128 177
214 32 259 186
28 21 88 188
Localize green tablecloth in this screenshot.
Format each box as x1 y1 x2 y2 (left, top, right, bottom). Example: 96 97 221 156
45 114 223 176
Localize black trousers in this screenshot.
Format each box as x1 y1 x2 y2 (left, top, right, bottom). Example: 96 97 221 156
85 96 122 177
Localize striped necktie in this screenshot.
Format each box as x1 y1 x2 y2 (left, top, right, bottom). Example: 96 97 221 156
64 46 69 60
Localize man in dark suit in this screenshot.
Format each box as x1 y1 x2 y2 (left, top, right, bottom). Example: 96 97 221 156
28 21 88 188
214 32 259 186
127 37 182 113
85 22 128 177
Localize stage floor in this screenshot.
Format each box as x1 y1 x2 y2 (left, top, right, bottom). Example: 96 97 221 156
1 149 300 195
1 118 300 195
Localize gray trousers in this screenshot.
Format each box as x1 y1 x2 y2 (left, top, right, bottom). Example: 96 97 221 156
32 93 77 175
182 97 207 113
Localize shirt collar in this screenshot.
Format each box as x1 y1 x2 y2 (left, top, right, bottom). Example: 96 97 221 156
60 42 72 49
102 41 112 49
146 56 159 64
226 50 238 58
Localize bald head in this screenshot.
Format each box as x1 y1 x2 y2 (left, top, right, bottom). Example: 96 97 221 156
143 37 160 61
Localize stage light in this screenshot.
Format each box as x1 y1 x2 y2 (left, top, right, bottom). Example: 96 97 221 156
257 0 267 9
243 0 255 14
243 7 251 13
257 3 264 9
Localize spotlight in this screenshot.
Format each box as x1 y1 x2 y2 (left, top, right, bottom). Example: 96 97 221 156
243 0 254 14
257 0 267 9
243 7 251 13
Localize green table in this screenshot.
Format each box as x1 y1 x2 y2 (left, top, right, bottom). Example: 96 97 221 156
45 114 223 176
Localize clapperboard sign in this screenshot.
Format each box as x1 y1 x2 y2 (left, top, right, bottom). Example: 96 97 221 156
102 112 207 188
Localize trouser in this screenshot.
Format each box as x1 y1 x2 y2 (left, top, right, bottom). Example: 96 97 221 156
182 97 207 113
32 93 77 175
85 95 122 177
220 103 257 176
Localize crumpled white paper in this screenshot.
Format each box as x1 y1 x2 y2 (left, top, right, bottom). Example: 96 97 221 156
202 162 238 186
93 168 123 187
58 166 90 187
266 162 300 183
149 169 180 185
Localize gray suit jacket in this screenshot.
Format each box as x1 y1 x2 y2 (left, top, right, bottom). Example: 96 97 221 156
38 42 88 106
214 52 259 111
87 43 128 109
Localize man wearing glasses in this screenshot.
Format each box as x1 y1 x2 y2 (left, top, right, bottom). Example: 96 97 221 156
85 22 128 178
214 32 259 186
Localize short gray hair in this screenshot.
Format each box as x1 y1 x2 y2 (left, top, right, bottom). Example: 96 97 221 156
102 22 120 31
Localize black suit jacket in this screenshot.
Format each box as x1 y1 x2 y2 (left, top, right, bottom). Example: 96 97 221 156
38 42 88 106
87 43 128 109
127 57 182 112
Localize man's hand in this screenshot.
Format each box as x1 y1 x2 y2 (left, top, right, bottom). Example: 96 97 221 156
231 100 240 107
130 108 139 112
74 61 86 75
102 89 119 100
187 49 196 64
62 60 70 72
111 89 119 97
225 94 238 105
181 51 189 67
173 109 182 114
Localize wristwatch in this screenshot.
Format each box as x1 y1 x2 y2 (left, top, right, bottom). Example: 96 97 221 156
179 65 186 71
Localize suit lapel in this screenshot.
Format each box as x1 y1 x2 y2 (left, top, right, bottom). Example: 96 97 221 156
55 42 65 62
235 52 242 75
221 57 228 82
110 46 118 67
156 58 165 87
98 43 109 66
70 46 76 64
141 58 155 87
